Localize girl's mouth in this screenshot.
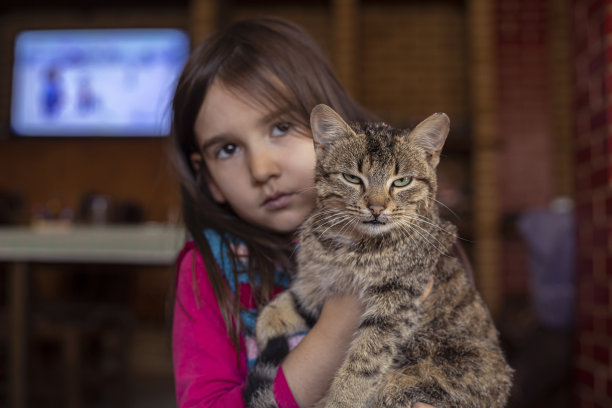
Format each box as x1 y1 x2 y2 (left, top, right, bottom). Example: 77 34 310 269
262 193 293 210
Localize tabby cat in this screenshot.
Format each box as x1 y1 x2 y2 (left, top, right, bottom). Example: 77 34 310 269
244 105 513 408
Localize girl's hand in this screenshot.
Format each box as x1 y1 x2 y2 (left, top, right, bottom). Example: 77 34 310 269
318 294 364 331
280 294 364 407
413 404 436 408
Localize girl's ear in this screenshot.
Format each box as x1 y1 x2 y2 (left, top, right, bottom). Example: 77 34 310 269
408 112 450 168
310 104 354 158
190 152 227 203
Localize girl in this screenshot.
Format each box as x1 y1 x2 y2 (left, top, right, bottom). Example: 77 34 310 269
169 16 435 408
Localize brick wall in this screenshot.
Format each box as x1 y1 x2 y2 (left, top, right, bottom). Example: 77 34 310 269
571 0 612 406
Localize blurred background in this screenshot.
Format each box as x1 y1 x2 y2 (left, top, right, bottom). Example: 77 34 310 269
0 0 609 407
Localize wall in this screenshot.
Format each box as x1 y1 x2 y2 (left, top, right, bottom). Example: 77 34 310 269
572 0 612 406
0 9 187 223
496 0 555 298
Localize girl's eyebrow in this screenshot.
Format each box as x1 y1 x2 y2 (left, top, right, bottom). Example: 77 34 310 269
261 107 292 125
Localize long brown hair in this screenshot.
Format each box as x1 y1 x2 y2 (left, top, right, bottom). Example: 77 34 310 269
169 17 373 352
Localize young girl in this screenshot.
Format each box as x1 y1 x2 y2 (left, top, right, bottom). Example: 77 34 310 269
169 16 435 408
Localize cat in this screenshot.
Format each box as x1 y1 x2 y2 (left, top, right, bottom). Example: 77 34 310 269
244 104 513 408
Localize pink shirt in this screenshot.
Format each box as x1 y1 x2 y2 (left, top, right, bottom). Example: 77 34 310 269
172 241 300 408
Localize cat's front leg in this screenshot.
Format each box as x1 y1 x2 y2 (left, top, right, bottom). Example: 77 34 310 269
255 291 310 352
323 321 396 408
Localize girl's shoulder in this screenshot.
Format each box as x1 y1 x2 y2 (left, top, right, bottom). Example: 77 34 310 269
175 230 291 310
174 237 243 332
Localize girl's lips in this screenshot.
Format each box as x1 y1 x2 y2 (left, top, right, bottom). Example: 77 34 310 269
263 193 293 210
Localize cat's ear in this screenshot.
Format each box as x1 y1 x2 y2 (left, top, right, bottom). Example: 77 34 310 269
408 112 450 167
310 104 355 157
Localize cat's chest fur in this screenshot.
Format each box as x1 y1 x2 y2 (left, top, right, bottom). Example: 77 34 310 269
292 218 449 314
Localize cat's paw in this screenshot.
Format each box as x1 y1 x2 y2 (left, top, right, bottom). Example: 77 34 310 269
256 292 309 350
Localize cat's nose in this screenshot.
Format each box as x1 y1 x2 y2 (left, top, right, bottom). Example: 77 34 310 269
369 204 385 217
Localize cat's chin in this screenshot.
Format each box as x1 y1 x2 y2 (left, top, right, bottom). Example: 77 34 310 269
358 221 393 236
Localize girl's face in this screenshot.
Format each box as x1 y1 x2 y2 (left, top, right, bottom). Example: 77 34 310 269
191 80 317 235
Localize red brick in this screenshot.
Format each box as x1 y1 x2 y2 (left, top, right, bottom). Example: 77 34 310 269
593 286 609 306
588 0 605 21
575 34 590 58
592 344 609 365
606 13 612 35
575 89 590 111
590 51 606 74
606 194 612 215
590 109 608 132
578 281 593 304
576 198 594 219
578 257 594 275
577 337 591 357
592 226 608 246
579 311 595 332
591 167 609 187
591 135 609 161
577 145 592 163
576 367 596 388
576 171 592 192
578 224 594 249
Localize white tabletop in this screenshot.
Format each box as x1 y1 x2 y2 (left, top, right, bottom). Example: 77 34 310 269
0 223 187 265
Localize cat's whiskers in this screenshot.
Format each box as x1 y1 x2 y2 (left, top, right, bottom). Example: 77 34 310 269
309 210 349 232
309 208 347 226
402 214 456 237
399 224 446 256
407 214 472 243
310 208 341 220
432 198 461 221
394 223 418 251
397 221 448 256
337 215 361 238
316 215 354 239
309 215 340 233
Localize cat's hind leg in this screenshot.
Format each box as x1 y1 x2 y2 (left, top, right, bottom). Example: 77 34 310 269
366 372 456 408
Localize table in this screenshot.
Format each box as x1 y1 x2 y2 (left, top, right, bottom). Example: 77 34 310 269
0 224 186 408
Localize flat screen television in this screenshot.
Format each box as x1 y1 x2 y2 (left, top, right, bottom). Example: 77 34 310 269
10 28 190 137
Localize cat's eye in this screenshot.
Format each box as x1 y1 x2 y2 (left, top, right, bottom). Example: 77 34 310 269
343 173 362 184
393 176 413 187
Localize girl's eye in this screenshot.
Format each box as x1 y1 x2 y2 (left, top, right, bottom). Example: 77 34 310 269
343 173 362 184
271 122 291 137
393 176 413 187
216 143 239 159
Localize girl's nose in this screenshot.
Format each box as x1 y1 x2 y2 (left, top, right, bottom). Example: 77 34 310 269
248 147 281 183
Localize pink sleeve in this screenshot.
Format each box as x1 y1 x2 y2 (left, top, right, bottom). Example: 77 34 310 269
274 365 301 408
172 243 300 408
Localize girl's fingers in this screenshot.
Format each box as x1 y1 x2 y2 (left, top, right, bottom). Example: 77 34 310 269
413 404 436 408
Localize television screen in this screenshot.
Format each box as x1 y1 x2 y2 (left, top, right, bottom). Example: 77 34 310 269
10 28 189 137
